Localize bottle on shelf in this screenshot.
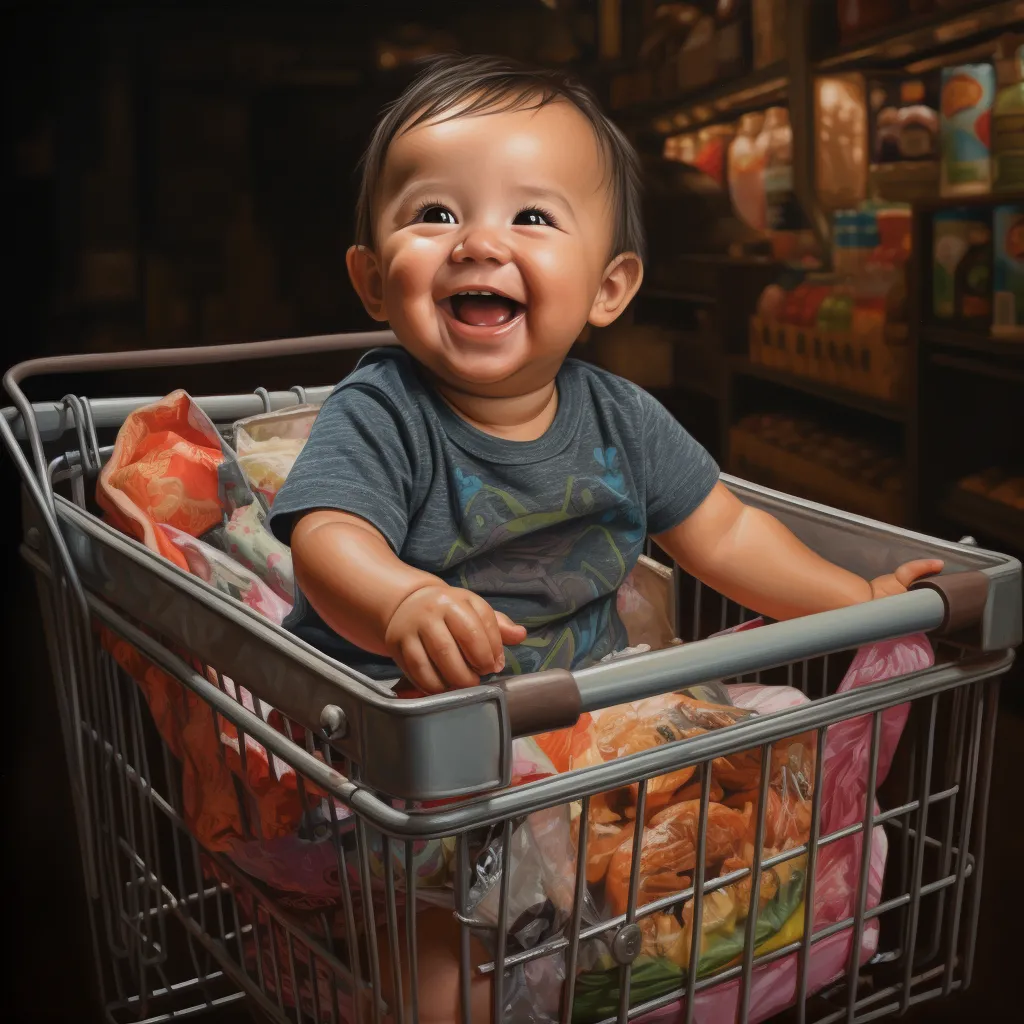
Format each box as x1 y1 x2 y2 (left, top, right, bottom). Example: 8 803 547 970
728 112 768 230
940 62 997 197
816 74 868 210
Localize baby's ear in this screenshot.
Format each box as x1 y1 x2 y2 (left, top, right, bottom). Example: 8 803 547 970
346 245 388 321
588 252 643 328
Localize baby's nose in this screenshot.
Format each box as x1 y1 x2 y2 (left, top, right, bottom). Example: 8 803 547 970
452 228 511 264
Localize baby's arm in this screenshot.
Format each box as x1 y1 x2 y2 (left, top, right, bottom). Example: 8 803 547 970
291 509 525 693
653 482 942 621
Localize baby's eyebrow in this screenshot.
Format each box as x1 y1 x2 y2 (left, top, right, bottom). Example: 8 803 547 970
386 179 451 212
509 185 572 208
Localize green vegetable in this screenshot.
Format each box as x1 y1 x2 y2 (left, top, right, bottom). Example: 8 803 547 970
570 869 806 1024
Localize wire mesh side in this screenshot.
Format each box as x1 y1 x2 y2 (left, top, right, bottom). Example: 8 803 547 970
24 546 1006 1024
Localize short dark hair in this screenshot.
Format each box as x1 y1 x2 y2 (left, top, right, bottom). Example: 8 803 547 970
353 53 645 262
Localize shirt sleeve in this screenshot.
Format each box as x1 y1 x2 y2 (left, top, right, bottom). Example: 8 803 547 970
638 388 720 534
267 383 420 553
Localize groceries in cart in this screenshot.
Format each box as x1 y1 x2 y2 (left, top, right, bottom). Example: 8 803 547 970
86 375 941 1023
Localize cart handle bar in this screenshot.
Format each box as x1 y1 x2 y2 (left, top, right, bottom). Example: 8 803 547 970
3 329 397 495
420 571 986 738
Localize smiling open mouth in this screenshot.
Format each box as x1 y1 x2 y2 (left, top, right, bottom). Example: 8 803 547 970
446 291 523 327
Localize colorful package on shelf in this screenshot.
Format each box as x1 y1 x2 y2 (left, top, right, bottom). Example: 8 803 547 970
866 71 941 201
940 62 996 196
993 204 1024 339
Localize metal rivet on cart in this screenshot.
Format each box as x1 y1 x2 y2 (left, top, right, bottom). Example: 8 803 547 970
320 704 348 740
611 923 642 965
959 536 978 547
25 527 41 550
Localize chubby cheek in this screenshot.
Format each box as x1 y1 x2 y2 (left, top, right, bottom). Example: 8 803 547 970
381 236 448 325
524 243 600 335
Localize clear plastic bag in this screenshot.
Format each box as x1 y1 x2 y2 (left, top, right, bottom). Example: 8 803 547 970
508 629 931 1024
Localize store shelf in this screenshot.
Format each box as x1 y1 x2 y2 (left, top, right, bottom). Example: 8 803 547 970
639 287 716 304
940 488 1024 554
921 326 1024 359
623 61 788 135
913 191 1024 212
816 0 1023 73
928 350 1024 385
729 356 908 422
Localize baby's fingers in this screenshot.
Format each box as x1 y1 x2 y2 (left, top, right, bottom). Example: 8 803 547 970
421 618 481 690
893 559 944 588
495 610 528 645
395 636 446 695
446 599 503 674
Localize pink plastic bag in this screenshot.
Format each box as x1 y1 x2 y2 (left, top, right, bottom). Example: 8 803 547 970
633 631 933 1024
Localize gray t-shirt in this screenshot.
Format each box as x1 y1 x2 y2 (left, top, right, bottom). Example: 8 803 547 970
268 347 719 680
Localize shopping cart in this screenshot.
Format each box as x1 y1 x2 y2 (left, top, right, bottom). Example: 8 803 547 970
3 330 1021 1024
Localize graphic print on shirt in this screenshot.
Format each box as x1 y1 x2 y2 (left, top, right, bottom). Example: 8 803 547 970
441 447 645 675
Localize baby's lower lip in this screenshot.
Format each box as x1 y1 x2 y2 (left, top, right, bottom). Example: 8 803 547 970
438 299 525 339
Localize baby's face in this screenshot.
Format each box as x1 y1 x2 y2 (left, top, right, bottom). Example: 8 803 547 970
350 99 640 394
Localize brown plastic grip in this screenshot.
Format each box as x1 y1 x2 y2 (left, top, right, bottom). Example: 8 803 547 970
909 570 990 635
496 669 582 737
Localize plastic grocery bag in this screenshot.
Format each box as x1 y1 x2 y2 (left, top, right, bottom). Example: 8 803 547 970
233 403 323 507
507 627 931 1024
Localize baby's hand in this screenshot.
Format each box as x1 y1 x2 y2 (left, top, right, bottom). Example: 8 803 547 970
868 559 944 600
385 585 527 694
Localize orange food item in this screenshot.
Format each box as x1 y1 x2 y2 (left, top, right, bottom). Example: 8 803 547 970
676 774 725 803
605 800 751 917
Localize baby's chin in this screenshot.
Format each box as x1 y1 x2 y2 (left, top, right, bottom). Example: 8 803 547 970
410 335 534 389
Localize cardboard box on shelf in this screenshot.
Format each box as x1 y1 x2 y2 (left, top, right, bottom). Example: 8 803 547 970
729 425 905 524
790 327 812 377
749 316 909 402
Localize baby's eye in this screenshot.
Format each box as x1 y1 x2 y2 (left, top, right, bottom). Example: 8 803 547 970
513 208 555 227
416 205 458 225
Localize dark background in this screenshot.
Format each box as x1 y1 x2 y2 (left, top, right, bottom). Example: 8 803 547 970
2 2 1021 1022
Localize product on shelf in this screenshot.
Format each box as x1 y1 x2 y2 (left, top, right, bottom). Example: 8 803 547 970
815 75 868 210
834 209 881 277
940 62 996 196
956 468 1024 511
875 206 913 265
993 37 1024 193
867 72 941 201
932 208 993 324
993 204 1024 339
749 255 909 402
728 111 768 230
729 412 905 523
696 124 736 186
762 107 811 260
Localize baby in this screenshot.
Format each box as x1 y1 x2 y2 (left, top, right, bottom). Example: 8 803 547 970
267 53 940 1019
